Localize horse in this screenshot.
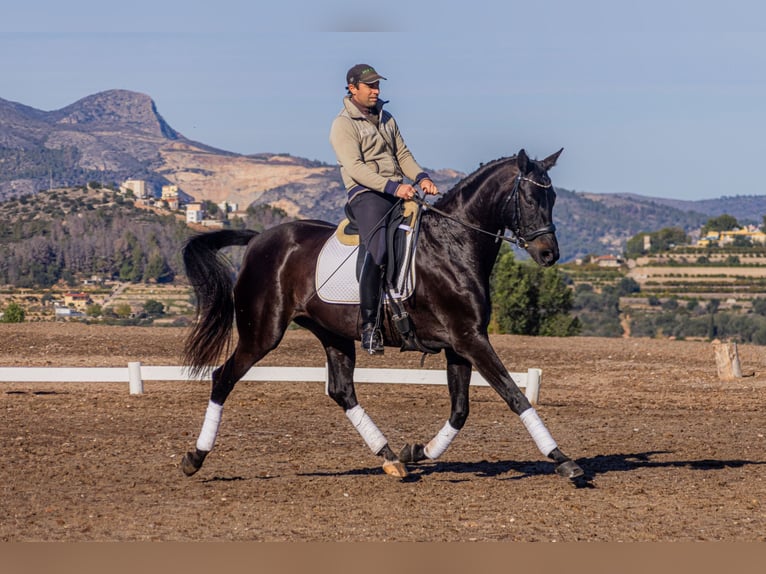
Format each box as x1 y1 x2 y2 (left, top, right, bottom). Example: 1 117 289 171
180 148 584 480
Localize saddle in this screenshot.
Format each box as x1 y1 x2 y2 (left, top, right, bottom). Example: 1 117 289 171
316 200 420 304
342 199 419 287
315 199 438 356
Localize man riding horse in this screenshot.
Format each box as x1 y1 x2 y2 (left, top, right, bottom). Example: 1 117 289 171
329 64 439 355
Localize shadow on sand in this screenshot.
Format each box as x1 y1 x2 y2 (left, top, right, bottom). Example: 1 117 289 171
299 451 766 487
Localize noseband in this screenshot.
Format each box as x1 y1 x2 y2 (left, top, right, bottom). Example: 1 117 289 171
504 173 556 249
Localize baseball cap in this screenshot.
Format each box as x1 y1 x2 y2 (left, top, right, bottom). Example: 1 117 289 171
346 64 387 85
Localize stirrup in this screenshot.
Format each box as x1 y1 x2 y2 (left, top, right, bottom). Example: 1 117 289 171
361 324 384 355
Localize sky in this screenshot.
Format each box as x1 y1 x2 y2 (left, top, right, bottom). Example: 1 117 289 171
1 0 764 201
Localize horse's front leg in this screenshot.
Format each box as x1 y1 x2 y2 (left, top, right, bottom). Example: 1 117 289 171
454 335 584 480
400 348 470 464
318 330 408 478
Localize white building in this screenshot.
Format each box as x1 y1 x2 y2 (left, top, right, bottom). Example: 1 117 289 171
217 201 239 216
186 202 205 223
121 179 149 198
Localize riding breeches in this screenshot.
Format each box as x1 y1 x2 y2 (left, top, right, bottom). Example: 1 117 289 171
347 191 400 266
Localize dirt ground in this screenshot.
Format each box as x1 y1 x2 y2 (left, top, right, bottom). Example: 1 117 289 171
1 322 765 541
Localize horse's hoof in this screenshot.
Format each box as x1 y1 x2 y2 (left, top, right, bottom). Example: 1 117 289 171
382 460 409 478
181 450 206 476
555 460 584 479
399 443 425 464
181 453 199 476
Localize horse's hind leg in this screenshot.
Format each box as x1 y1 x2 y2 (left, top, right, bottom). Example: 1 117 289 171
301 320 407 478
181 344 260 476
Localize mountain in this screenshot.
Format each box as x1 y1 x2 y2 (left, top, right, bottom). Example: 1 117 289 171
0 89 462 221
1 89 765 261
551 189 711 260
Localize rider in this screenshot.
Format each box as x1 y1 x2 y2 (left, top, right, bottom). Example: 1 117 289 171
330 63 439 355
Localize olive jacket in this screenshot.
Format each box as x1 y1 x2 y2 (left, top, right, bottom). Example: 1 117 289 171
329 96 429 201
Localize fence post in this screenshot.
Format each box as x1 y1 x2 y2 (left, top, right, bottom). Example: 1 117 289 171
525 368 541 405
128 362 144 395
713 341 742 381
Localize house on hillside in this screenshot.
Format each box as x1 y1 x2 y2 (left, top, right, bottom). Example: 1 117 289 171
161 185 180 210
161 184 195 210
120 179 150 199
186 202 205 223
696 226 766 247
55 306 85 319
63 292 92 310
591 254 624 267
217 201 239 218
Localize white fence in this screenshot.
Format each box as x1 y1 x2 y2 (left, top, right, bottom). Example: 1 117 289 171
0 363 541 404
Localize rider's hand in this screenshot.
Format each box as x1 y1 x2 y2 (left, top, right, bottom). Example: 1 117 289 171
419 178 439 195
395 183 417 201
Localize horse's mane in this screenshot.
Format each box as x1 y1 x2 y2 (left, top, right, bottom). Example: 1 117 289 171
432 155 518 210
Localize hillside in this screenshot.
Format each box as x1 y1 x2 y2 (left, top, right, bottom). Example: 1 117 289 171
2 89 766 260
0 185 293 289
552 189 713 261
605 193 766 225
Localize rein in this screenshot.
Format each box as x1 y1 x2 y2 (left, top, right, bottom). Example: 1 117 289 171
413 173 555 249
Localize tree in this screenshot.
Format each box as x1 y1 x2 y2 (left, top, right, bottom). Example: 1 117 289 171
617 277 641 296
1 302 25 323
143 299 165 316
537 266 581 336
624 227 689 258
732 235 752 248
701 214 739 236
572 284 621 337
655 227 689 251
707 298 720 339
86 304 103 317
113 303 132 319
144 251 172 283
491 249 580 336
752 298 766 316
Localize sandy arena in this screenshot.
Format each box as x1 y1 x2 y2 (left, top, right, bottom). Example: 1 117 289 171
1 322 765 541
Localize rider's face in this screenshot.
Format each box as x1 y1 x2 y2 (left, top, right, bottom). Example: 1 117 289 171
349 81 380 108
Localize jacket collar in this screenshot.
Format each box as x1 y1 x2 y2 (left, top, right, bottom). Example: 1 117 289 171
343 95 388 119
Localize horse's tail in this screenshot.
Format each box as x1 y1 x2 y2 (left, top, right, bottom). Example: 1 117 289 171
182 229 258 375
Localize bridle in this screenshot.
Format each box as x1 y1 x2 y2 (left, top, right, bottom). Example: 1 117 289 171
503 172 556 248
413 171 556 249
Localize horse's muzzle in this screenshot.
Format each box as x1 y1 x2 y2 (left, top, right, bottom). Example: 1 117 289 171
529 234 560 267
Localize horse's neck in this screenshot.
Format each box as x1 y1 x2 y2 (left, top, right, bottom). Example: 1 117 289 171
421 186 506 280
443 163 514 233
421 162 515 277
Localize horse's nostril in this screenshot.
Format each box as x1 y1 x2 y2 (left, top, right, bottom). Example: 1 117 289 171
540 249 558 266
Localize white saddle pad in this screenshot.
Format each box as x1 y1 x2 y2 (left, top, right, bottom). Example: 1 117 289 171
315 224 417 305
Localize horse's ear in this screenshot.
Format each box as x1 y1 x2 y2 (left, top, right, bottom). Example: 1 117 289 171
517 149 530 173
541 148 564 171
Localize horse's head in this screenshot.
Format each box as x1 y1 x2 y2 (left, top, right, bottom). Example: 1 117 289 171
507 148 562 267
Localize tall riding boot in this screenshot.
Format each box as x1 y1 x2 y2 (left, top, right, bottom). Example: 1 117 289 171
359 256 384 355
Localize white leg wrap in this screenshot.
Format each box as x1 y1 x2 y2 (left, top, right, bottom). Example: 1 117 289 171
424 421 460 460
519 407 558 457
196 401 223 452
345 405 388 454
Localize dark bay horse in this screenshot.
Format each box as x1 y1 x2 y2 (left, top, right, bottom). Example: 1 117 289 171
181 148 584 480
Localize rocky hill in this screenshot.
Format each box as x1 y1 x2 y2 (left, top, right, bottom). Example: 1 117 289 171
2 89 766 260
